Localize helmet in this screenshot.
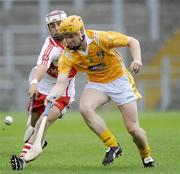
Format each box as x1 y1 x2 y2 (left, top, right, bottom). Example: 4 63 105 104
45 10 67 25
59 15 84 34
45 10 67 40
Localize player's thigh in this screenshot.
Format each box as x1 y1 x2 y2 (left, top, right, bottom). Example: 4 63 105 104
118 100 139 130
80 88 110 110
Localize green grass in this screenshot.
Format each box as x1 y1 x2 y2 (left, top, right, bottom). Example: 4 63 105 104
0 110 180 174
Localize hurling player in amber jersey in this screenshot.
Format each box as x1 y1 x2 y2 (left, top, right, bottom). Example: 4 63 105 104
46 15 155 168
10 11 77 170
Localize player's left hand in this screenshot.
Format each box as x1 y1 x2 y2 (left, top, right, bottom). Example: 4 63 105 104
130 60 142 74
45 95 58 106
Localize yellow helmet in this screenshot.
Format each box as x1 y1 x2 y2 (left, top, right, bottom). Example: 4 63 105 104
59 15 84 34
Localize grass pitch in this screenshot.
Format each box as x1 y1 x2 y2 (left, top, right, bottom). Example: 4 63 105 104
0 110 180 174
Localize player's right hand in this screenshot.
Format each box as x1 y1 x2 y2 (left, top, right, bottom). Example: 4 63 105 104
130 60 142 74
28 83 38 97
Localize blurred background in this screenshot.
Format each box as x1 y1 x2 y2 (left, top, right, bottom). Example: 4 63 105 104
0 0 179 111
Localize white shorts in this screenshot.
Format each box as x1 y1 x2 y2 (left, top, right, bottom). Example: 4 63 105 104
85 74 142 105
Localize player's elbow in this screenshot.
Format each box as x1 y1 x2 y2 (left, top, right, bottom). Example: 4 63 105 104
127 37 140 48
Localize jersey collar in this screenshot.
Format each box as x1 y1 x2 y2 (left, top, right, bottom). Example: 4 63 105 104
85 32 93 46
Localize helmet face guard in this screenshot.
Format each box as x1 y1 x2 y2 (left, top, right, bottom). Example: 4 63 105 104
45 10 67 39
62 32 85 51
59 15 85 50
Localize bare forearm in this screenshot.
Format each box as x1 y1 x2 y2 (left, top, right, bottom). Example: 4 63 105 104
128 37 142 74
48 82 66 99
32 65 48 82
128 37 142 62
29 65 49 96
47 73 69 100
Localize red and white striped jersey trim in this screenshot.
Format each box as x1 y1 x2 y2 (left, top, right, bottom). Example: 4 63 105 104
49 37 64 49
41 44 54 66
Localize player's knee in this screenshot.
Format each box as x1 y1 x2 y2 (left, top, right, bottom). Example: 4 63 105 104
79 103 93 117
127 126 139 136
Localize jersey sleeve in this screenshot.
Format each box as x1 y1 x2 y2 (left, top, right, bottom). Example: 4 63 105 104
37 37 55 68
98 31 128 49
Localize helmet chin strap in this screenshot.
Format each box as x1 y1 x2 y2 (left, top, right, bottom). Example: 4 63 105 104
68 33 85 51
67 44 81 51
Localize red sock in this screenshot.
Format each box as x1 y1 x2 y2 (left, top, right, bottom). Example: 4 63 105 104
19 143 32 159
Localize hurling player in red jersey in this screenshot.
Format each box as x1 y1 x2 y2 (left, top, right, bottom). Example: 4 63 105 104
10 10 77 170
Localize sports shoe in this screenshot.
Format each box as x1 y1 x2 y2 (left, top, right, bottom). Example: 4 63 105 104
10 155 25 170
42 140 48 149
102 144 122 166
142 156 155 167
